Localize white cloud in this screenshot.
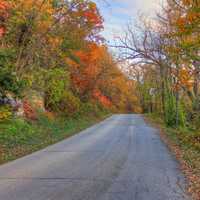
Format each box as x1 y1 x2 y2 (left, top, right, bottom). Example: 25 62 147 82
114 0 162 16
95 0 163 42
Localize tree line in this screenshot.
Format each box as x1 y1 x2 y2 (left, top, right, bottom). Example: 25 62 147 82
116 0 200 128
0 0 140 121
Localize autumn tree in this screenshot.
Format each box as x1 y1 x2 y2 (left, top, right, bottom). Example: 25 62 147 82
0 0 141 117
114 0 199 126
0 0 9 38
159 0 200 125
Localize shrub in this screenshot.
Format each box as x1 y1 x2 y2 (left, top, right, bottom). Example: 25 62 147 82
44 68 69 111
79 102 94 114
0 105 12 121
0 48 26 97
165 91 186 127
44 111 55 121
0 119 36 147
23 100 37 120
59 91 81 117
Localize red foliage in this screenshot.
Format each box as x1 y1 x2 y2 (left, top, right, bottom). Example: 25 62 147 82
0 27 5 37
0 0 9 11
68 1 103 42
82 3 103 27
71 43 102 95
23 100 37 120
0 0 9 37
93 89 112 108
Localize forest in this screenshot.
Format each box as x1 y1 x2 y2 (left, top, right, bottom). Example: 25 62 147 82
116 0 200 130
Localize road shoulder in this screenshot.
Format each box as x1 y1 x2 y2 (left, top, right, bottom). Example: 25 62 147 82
144 115 200 200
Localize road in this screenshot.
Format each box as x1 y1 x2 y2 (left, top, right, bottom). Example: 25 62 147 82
0 114 190 200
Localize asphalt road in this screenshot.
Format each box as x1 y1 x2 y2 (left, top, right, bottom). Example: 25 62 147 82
0 114 190 200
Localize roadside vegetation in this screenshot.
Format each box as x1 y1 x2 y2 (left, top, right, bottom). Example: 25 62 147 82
0 109 109 164
146 113 200 199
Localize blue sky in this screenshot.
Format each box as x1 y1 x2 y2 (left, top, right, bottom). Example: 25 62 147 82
93 0 162 43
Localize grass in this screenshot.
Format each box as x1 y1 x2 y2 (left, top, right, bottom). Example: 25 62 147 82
0 112 110 165
145 113 200 200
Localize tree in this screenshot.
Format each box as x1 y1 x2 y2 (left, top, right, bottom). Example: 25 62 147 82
0 0 9 38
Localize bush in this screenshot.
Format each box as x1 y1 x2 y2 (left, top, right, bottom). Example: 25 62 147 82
0 48 26 97
44 68 70 111
0 119 36 147
79 102 94 114
165 92 186 127
59 91 81 117
23 100 37 121
0 105 12 121
44 111 55 121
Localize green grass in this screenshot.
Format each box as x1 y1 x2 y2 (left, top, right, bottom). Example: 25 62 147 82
0 112 110 165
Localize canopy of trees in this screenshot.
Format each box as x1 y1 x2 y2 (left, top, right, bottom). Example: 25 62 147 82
116 0 200 128
0 0 140 120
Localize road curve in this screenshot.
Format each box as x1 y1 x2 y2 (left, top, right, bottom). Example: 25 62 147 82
0 114 190 200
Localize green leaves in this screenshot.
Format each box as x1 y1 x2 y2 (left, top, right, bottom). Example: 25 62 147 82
0 49 26 97
44 68 69 111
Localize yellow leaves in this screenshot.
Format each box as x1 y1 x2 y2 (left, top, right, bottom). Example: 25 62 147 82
181 34 199 48
179 68 194 89
13 0 53 12
0 106 12 121
172 68 194 91
184 35 195 44
176 16 187 32
47 37 62 49
165 46 182 58
10 0 54 24
64 57 76 66
89 2 97 10
182 0 192 6
187 12 198 22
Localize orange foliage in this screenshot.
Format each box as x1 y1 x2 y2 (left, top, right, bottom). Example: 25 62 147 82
179 68 194 89
23 100 37 121
68 1 103 42
0 27 5 37
93 89 112 107
73 1 103 28
174 1 200 34
83 2 103 28
172 68 193 91
71 43 105 95
0 0 9 37
44 111 55 121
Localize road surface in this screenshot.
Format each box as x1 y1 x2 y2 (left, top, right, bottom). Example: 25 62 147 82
0 114 190 200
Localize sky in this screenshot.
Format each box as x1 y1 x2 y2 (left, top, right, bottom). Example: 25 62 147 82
93 0 162 43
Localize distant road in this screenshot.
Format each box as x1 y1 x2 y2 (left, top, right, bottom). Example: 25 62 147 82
0 114 190 200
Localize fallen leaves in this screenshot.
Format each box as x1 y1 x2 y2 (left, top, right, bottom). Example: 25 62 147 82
145 116 200 200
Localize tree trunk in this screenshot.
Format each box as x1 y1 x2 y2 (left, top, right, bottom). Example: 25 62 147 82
175 89 179 127
160 65 166 119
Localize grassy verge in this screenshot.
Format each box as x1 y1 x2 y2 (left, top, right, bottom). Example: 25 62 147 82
145 113 200 200
0 112 111 165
